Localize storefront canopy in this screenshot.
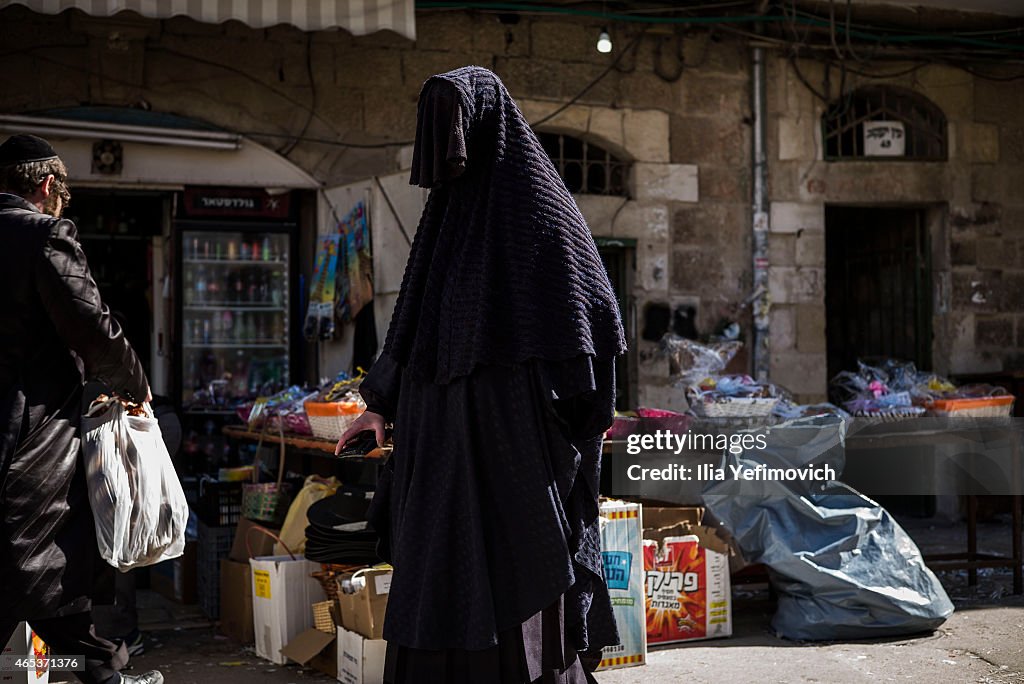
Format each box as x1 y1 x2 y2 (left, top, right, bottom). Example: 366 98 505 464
1 0 416 39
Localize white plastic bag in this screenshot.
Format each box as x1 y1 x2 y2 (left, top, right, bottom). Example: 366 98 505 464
81 399 188 571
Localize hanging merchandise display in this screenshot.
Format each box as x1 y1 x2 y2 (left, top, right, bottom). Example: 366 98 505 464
303 234 341 341
335 200 374 323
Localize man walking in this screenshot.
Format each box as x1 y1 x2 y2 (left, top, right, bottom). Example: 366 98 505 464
0 134 163 684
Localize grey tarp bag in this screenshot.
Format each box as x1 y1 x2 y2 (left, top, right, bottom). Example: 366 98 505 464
702 415 954 640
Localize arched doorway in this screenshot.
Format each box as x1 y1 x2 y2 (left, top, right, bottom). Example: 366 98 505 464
819 88 949 383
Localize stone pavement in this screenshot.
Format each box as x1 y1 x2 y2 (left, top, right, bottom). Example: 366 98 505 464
53 516 1024 684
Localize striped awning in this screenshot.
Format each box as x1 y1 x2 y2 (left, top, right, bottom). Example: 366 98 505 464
1 0 416 39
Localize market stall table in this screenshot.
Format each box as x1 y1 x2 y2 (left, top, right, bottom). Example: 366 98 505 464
844 420 1022 594
221 425 387 487
605 421 1024 595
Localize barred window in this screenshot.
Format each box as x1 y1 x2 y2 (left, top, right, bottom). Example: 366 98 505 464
537 132 631 197
823 87 947 161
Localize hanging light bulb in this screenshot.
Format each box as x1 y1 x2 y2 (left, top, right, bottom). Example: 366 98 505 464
596 28 612 54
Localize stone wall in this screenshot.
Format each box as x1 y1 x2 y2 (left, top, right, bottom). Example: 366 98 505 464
766 56 1024 400
4 5 1019 405
0 6 754 406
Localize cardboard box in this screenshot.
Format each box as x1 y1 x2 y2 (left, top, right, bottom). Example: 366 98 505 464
1 622 48 684
597 500 646 671
150 541 197 604
643 507 733 645
336 569 391 640
220 559 254 644
336 626 386 684
230 519 279 563
281 628 337 679
250 555 326 664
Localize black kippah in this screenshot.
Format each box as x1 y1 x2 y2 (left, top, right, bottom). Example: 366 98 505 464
0 134 59 166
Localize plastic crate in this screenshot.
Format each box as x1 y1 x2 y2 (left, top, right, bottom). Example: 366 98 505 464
196 521 236 619
197 479 244 527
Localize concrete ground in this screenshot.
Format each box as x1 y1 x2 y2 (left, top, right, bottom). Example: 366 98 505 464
57 516 1024 684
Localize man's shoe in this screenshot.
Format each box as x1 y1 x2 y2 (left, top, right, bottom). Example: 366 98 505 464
119 671 164 684
120 629 145 657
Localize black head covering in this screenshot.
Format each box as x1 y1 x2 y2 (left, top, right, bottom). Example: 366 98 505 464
385 66 627 384
0 134 58 165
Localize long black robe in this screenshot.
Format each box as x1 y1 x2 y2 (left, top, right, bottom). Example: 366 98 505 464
362 66 625 682
0 193 149 619
362 352 617 681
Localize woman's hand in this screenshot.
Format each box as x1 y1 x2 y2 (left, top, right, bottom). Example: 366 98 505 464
335 410 387 454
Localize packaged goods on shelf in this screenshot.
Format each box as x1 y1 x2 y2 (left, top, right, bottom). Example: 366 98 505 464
687 374 786 419
830 358 1014 419
240 385 315 434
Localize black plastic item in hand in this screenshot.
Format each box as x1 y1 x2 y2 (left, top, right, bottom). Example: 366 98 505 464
336 429 391 459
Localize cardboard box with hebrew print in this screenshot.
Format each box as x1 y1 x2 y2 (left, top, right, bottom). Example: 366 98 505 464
597 499 646 671
643 506 732 644
336 626 385 684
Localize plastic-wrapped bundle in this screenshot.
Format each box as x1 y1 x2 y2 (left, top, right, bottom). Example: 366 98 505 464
701 415 954 640
659 335 741 385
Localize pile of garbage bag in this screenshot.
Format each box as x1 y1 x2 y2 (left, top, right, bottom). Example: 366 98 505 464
702 415 954 640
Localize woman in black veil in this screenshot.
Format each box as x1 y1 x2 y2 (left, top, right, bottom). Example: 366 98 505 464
337 66 626 683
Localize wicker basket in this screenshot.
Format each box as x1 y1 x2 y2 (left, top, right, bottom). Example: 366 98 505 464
242 482 292 523
695 397 779 418
305 400 364 441
242 425 292 525
312 563 364 602
312 600 335 634
925 395 1014 418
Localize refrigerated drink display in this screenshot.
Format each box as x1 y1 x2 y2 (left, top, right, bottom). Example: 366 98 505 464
181 230 290 409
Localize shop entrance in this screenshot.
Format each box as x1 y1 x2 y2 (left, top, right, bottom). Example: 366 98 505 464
65 190 170 386
596 238 636 411
826 206 936 517
824 206 933 382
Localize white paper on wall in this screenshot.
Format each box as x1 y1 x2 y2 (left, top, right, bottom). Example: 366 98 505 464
863 120 906 156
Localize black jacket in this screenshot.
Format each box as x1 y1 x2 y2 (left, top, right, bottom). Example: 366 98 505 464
0 192 149 619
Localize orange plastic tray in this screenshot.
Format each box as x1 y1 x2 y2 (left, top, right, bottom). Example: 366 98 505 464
927 395 1014 415
304 400 362 417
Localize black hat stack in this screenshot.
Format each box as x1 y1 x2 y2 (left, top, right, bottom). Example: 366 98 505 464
304 490 380 565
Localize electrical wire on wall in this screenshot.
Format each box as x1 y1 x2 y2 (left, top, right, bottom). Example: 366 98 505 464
6 0 1024 155
653 30 686 82
530 30 647 127
279 32 317 158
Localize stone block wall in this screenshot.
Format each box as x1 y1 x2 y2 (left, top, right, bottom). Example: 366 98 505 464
0 7 755 406
767 56 1024 400
14 8 1019 405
